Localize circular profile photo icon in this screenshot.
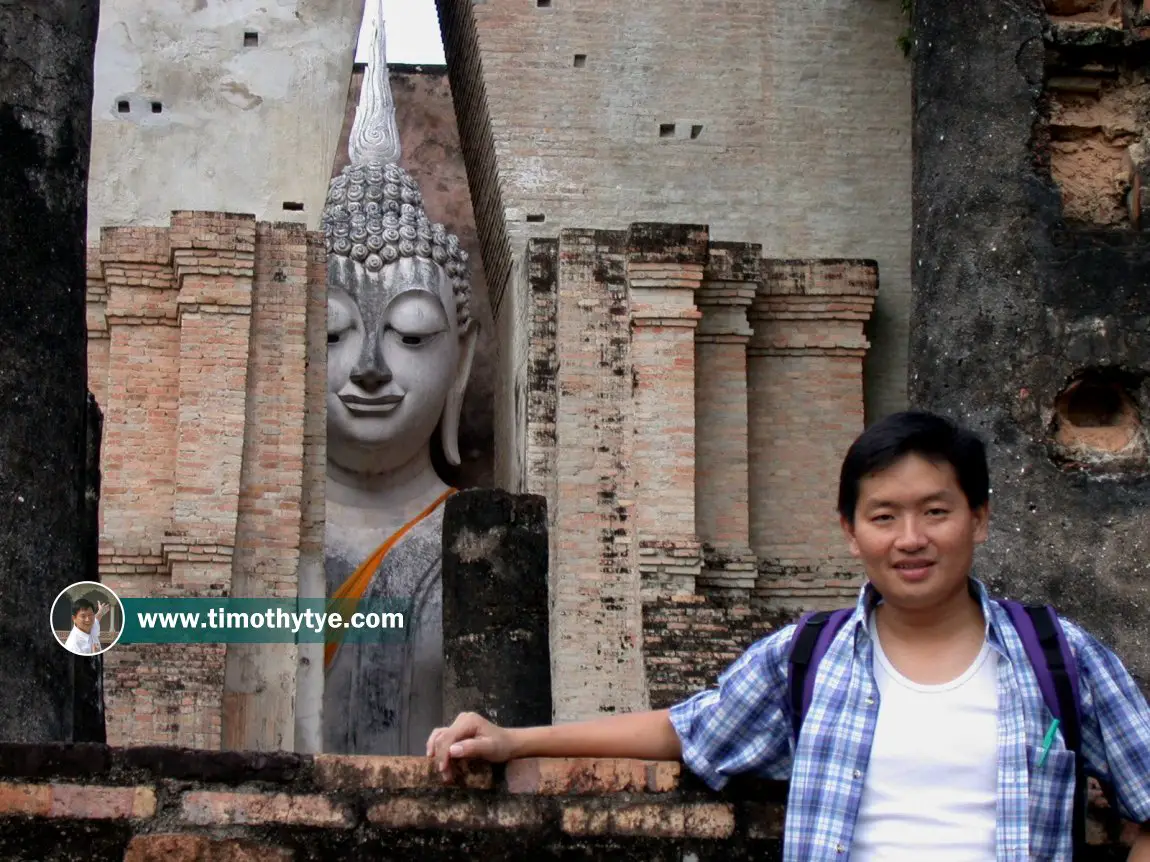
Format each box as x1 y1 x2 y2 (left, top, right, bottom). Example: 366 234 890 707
51 582 124 657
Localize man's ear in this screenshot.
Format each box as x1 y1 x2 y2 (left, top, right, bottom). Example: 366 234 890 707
972 503 990 545
840 514 862 558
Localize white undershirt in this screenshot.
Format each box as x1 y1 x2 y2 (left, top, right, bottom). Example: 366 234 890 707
64 625 96 655
850 612 999 861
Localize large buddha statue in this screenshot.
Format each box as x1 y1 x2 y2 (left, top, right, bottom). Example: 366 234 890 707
321 10 477 755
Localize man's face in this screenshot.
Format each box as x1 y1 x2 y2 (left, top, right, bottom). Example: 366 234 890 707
840 453 989 611
73 608 94 634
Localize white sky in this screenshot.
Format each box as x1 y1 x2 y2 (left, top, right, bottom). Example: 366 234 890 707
356 0 446 65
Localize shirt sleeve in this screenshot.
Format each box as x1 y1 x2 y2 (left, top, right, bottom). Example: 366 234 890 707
1066 620 1150 824
667 624 796 790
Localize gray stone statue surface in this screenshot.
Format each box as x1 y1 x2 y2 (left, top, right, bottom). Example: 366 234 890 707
321 5 477 755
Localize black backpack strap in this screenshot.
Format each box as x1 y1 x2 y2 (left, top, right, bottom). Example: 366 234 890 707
788 611 831 742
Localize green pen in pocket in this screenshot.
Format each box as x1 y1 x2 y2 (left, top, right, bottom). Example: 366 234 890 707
1038 718 1061 767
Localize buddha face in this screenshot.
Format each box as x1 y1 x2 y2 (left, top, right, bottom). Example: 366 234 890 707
327 255 474 476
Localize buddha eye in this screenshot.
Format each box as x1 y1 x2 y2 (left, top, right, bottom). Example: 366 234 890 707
400 334 426 347
327 331 342 345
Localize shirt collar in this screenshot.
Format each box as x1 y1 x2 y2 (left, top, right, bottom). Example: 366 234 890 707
852 576 1001 646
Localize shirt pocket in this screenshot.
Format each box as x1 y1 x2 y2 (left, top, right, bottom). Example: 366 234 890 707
1026 743 1077 851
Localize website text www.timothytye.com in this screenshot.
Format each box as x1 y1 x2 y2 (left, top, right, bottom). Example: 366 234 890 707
134 607 405 636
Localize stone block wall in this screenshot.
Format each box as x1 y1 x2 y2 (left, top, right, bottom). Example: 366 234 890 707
0 743 1136 860
526 225 877 717
86 212 323 749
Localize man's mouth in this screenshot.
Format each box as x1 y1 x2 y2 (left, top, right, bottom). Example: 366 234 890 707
892 559 935 581
340 393 404 414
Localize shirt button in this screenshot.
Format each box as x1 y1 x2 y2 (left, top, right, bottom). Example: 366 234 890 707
853 769 862 779
837 844 846 853
865 696 875 706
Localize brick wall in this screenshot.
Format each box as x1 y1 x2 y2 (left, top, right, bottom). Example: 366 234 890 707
437 0 912 424
86 212 320 750
0 743 1136 860
529 224 878 717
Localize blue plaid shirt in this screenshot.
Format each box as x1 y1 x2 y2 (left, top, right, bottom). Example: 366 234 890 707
669 578 1150 861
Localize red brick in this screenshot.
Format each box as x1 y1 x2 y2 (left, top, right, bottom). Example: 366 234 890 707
560 801 735 839
124 834 293 862
505 758 678 795
49 784 156 819
180 791 349 828
314 755 492 791
0 782 51 816
367 797 544 831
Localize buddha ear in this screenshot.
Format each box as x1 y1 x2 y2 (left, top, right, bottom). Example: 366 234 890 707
440 317 477 466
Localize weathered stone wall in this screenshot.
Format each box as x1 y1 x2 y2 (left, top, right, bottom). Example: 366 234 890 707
912 0 1150 688
437 0 913 438
87 212 319 747
87 0 362 241
527 227 876 719
0 0 101 744
0 743 1138 860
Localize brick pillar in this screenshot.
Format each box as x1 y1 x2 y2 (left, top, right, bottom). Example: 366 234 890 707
626 224 706 599
164 211 256 595
549 229 646 722
694 243 759 596
747 260 877 610
96 227 181 746
98 227 179 578
222 222 310 752
294 231 328 753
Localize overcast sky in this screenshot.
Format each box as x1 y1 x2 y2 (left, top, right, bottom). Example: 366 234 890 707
357 0 446 65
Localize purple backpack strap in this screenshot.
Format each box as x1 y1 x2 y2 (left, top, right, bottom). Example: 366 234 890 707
787 607 853 741
998 599 1081 735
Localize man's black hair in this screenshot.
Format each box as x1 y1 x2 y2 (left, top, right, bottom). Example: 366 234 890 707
838 410 990 523
71 598 96 616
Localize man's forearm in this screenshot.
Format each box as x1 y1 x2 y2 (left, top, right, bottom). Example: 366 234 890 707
506 709 682 761
1128 823 1150 862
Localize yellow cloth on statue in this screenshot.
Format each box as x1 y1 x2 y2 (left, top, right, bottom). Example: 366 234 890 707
323 487 456 670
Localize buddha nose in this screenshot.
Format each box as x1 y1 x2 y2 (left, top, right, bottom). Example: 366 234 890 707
349 335 392 392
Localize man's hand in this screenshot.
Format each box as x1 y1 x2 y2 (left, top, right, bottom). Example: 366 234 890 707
426 712 514 780
96 601 109 619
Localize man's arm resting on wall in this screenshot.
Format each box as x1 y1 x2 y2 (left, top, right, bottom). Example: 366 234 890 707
1128 822 1150 862
427 710 681 778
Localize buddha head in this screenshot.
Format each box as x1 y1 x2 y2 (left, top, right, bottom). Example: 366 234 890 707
323 8 476 478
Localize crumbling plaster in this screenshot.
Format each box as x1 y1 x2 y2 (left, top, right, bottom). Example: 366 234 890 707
87 0 363 240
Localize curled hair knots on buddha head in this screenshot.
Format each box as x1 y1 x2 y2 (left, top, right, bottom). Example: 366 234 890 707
322 161 472 328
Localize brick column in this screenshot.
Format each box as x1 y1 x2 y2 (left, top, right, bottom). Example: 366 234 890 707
98 227 179 579
164 211 256 595
747 260 877 610
694 243 759 596
626 224 706 599
549 229 646 722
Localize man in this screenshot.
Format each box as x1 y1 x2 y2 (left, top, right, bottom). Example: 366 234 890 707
63 597 109 656
428 411 1150 860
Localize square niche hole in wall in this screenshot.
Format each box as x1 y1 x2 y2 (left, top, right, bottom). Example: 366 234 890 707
117 100 130 113
691 124 704 139
574 54 587 67
659 123 676 138
151 101 163 114
282 202 305 212
537 0 552 7
244 31 259 47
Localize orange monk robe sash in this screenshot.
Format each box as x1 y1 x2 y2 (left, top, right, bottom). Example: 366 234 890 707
323 487 456 670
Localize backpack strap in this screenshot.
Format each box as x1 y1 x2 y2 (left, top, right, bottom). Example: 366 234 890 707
787 607 853 742
999 600 1086 856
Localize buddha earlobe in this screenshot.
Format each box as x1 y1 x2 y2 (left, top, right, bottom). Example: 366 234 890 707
440 319 478 466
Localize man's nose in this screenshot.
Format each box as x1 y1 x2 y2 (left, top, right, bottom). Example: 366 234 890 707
893 516 927 549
